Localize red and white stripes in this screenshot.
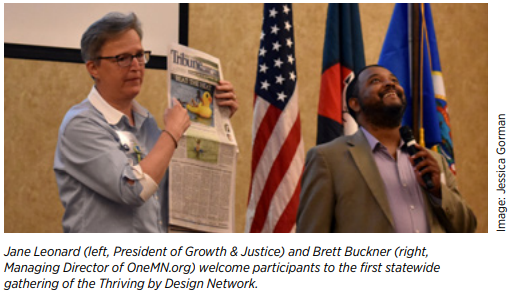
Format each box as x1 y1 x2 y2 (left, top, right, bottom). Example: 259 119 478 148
246 86 304 233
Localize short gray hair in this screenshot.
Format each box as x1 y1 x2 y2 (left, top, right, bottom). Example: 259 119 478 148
81 12 143 62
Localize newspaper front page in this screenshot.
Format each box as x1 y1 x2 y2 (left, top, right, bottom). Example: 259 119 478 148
167 43 238 233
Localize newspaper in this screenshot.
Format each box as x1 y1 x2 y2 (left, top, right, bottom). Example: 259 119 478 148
167 43 238 233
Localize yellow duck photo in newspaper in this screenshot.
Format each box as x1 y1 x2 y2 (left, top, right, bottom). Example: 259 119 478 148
187 91 213 119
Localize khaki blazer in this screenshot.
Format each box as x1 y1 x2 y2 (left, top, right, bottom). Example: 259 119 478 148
296 130 477 233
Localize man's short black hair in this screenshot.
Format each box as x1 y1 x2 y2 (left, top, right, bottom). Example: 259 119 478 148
345 64 384 120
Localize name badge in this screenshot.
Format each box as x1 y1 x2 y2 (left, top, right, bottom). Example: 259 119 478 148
116 131 146 163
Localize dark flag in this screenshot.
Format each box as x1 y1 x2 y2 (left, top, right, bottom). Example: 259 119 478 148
317 3 365 145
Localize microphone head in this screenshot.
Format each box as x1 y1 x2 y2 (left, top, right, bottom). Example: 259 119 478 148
399 126 414 143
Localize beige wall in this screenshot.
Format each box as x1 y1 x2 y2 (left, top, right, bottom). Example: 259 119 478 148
4 3 487 233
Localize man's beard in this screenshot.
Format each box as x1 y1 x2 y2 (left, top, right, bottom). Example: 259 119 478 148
358 97 407 129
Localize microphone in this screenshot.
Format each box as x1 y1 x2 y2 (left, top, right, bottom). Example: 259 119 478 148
399 126 434 190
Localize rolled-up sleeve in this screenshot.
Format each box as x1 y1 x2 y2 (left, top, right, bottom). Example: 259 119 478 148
129 164 158 201
59 116 154 207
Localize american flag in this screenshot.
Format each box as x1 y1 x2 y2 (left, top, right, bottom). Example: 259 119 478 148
245 4 304 233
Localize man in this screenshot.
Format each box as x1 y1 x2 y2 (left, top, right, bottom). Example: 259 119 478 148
296 65 476 233
54 12 238 232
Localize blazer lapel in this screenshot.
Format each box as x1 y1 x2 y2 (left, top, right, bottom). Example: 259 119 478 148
347 130 395 228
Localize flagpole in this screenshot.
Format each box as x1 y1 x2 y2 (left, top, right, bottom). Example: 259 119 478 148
419 3 427 147
410 3 421 143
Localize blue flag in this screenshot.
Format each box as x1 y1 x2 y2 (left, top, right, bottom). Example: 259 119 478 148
379 3 455 172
